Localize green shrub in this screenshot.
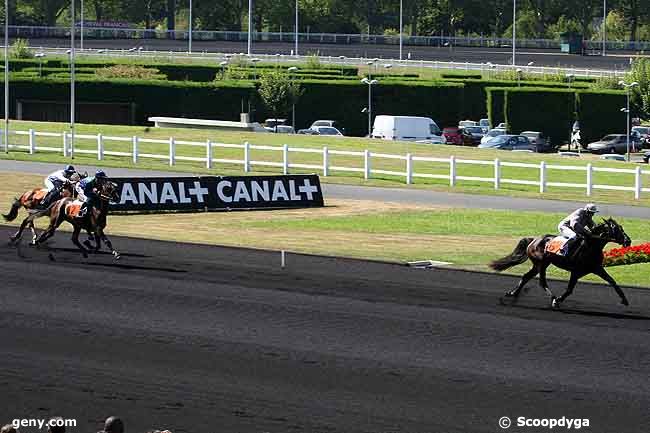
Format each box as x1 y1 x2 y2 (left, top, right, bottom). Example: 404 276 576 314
577 90 627 144
441 73 483 79
95 65 166 80
486 87 507 127
10 39 34 59
305 55 321 69
504 87 576 145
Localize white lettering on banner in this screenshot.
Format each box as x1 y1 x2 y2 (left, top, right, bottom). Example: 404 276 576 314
159 183 178 203
251 181 270 201
121 183 138 204
178 183 191 203
139 183 157 204
188 181 209 203
217 180 233 203
271 181 289 201
288 180 301 200
299 179 319 200
234 182 252 202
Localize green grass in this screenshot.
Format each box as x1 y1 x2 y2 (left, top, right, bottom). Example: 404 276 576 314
3 119 650 206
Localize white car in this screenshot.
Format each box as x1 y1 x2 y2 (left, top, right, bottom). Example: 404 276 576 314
372 115 443 142
312 126 344 136
480 128 507 145
416 136 446 145
458 120 478 128
266 125 295 134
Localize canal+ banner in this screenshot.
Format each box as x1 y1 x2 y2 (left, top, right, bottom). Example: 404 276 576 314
110 175 324 212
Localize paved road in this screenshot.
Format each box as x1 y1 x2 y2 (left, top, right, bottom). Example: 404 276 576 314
1 226 649 433
23 37 640 70
2 159 649 219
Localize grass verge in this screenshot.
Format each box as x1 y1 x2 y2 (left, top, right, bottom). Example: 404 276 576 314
1 172 649 288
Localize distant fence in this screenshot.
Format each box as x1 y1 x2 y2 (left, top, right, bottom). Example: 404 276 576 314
3 128 649 200
7 25 650 51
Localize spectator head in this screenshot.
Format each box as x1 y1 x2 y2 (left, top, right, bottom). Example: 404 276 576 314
103 417 124 433
1 424 18 433
47 418 65 433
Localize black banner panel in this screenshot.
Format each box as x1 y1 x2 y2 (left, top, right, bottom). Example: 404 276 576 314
110 175 324 212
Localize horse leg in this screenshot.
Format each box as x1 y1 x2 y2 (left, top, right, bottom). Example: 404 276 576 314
97 228 120 260
594 267 629 306
29 220 38 245
553 273 579 308
71 226 89 258
505 264 539 298
538 263 555 299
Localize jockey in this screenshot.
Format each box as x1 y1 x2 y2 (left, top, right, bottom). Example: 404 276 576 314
558 203 599 256
40 165 76 207
76 170 108 217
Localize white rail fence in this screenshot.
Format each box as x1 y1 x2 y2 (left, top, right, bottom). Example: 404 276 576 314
3 128 649 200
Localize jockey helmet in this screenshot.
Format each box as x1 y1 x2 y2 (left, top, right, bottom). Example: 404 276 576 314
95 170 107 179
584 203 599 214
64 165 75 174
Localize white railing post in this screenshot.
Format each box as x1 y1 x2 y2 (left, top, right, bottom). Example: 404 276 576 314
28 129 35 154
586 163 593 196
62 132 68 157
206 139 212 169
283 144 289 175
364 149 371 180
449 155 456 187
405 153 412 185
635 166 642 200
494 158 500 189
539 161 546 193
244 141 250 172
132 136 139 164
169 137 175 166
97 133 103 161
322 146 329 176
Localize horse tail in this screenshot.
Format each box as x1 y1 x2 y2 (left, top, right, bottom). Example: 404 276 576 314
2 198 21 222
489 237 534 272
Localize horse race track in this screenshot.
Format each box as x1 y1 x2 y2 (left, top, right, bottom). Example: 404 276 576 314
1 225 649 433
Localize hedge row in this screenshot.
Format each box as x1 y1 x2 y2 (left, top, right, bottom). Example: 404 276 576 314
577 90 627 144
486 87 507 126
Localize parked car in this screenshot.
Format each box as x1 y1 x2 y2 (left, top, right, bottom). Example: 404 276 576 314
297 128 319 135
415 136 446 145
268 125 295 134
632 126 649 148
264 118 288 132
496 122 508 130
587 134 633 154
480 128 507 145
443 127 473 146
458 120 478 128
461 126 485 145
479 118 491 133
371 115 443 142
642 151 650 164
310 120 345 134
311 126 344 136
520 131 556 153
478 135 534 151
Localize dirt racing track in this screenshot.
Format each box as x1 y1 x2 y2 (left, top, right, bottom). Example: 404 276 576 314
1 225 649 433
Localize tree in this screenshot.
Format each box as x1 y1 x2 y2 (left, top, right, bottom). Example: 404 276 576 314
627 58 650 119
258 71 303 131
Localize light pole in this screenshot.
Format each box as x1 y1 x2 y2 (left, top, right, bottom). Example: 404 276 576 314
288 66 298 129
361 77 378 138
35 52 45 77
247 0 252 55
566 73 575 89
219 60 228 78
619 80 639 162
188 0 192 53
70 0 76 159
3 0 8 153
516 68 522 87
399 0 403 61
603 0 606 56
512 0 516 66
294 0 298 56
80 0 84 50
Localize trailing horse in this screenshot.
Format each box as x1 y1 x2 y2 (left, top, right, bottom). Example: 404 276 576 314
490 218 632 308
35 181 121 259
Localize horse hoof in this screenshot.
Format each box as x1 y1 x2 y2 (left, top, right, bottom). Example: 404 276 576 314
551 297 561 309
621 298 629 306
504 291 516 298
114 254 121 261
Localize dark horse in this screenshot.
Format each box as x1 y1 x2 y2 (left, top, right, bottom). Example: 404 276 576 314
3 179 78 244
489 218 631 308
34 181 121 259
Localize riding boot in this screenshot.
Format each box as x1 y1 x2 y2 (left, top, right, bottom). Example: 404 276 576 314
39 189 58 208
567 238 584 260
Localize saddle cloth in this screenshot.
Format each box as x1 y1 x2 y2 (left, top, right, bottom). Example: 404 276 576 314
33 189 48 201
545 236 569 255
67 200 85 218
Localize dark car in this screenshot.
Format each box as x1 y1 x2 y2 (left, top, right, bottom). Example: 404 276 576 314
443 127 473 146
463 126 485 146
632 126 650 148
520 131 556 153
587 134 631 154
478 135 534 151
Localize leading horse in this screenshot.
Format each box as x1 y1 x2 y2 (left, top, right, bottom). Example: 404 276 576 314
489 218 631 308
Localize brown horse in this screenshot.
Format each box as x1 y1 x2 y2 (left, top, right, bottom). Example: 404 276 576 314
35 181 121 259
489 218 632 308
4 179 77 244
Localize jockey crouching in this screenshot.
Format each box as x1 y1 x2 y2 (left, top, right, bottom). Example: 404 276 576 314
40 165 76 208
76 170 108 218
557 203 599 258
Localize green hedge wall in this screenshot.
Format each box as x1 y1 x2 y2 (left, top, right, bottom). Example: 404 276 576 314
576 90 627 144
504 87 576 145
486 87 507 127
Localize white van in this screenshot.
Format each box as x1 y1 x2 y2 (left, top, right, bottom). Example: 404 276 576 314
371 115 443 142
